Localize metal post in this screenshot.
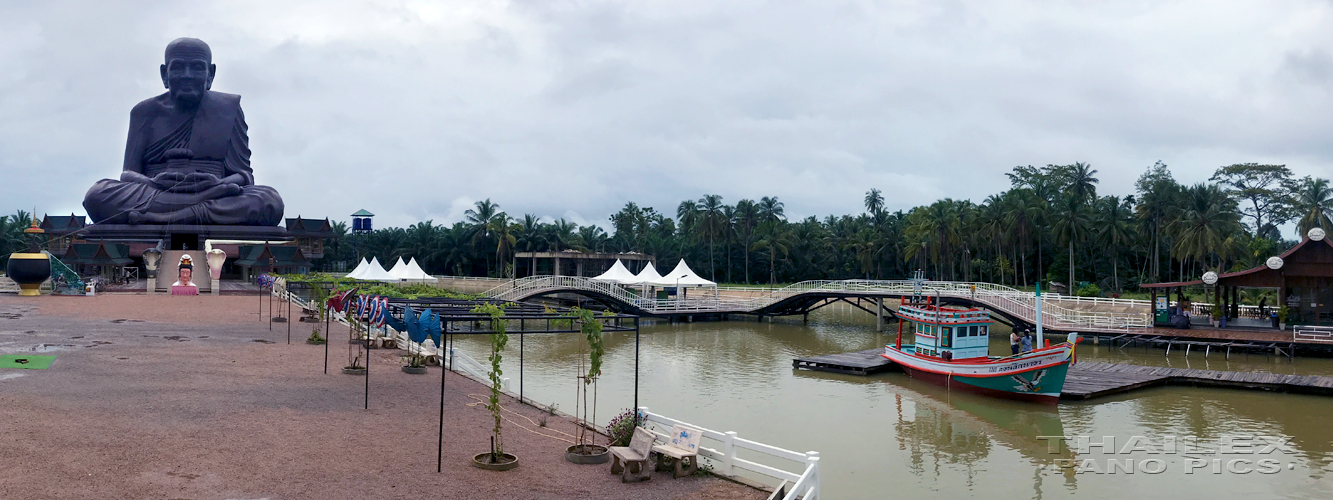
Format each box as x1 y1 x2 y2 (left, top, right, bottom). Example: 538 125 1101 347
364 331 370 410
1035 283 1044 347
287 293 291 344
445 318 455 474
324 290 330 374
634 317 640 426
520 321 525 403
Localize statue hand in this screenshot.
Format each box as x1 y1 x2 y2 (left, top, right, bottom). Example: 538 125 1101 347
163 175 221 193
150 171 187 190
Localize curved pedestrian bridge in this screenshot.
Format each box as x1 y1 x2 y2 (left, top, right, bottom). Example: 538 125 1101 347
482 276 1151 334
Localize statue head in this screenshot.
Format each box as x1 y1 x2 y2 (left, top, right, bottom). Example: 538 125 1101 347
160 38 216 110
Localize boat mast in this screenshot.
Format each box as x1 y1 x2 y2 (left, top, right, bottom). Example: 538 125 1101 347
1035 283 1044 347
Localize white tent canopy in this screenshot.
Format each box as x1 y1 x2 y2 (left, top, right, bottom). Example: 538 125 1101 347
649 260 715 287
344 258 370 279
591 260 638 284
404 258 438 281
356 257 397 281
633 261 663 284
387 257 411 279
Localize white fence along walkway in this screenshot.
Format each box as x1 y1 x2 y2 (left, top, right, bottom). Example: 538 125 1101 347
638 407 819 499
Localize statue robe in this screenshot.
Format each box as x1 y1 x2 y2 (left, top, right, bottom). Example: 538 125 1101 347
83 91 284 225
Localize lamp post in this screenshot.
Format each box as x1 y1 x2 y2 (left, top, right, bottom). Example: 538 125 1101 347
676 274 687 304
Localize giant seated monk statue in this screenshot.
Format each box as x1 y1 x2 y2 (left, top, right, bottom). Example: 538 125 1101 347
84 38 283 226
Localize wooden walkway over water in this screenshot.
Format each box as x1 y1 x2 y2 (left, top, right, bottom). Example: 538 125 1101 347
791 349 899 376
1060 362 1333 399
792 350 1333 400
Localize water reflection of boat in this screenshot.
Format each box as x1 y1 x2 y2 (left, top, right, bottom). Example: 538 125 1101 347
883 293 1078 403
889 377 1075 468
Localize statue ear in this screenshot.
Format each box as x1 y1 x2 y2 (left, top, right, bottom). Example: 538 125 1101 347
160 64 169 88
206 63 216 90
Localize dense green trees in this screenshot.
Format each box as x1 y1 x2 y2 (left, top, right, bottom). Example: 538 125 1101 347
302 162 1329 292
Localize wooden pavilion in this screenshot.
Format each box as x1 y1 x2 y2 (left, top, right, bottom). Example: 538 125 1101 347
1141 229 1333 328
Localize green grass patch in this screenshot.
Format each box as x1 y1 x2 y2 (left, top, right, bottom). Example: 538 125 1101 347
0 354 56 369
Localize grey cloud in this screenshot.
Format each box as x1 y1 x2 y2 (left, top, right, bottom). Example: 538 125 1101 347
4 1 1333 229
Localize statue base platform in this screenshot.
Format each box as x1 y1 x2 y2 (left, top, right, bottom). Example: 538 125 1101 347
81 224 291 249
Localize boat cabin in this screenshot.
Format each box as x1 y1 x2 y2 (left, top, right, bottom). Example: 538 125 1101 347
898 296 991 360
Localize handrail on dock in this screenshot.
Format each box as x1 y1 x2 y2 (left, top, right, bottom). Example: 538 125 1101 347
637 407 819 499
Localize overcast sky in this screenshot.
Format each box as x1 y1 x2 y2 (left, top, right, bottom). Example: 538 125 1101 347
4 0 1333 230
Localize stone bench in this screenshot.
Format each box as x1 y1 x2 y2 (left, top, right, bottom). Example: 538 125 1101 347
609 427 656 482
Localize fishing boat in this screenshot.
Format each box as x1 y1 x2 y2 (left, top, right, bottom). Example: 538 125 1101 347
881 286 1079 403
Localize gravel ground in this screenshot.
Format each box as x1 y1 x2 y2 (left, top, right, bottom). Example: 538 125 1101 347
0 294 764 500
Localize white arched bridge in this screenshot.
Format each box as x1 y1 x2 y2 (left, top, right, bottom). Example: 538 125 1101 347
481 276 1152 334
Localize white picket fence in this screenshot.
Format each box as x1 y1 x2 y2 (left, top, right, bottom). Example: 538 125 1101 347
638 407 819 499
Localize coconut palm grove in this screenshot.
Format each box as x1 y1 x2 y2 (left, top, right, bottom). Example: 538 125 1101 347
9 161 1322 295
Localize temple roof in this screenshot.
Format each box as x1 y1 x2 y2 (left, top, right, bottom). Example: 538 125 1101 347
40 214 86 234
284 217 335 237
58 242 131 266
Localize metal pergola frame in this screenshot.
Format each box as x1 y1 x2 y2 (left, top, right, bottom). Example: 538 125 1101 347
279 284 642 473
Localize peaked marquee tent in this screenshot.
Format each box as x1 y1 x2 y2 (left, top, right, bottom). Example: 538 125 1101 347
633 261 663 284
649 260 716 288
354 257 397 281
345 258 370 279
591 260 639 284
404 258 438 281
387 257 412 279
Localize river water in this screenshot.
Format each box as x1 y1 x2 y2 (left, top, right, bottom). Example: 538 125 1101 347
447 304 1333 499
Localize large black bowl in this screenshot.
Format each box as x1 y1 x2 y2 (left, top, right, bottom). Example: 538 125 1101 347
6 253 51 296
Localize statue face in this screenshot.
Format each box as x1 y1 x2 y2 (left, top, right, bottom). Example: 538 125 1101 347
179 267 192 283
160 57 215 110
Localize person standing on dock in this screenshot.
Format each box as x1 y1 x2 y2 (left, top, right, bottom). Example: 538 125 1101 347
1010 329 1021 355
1020 332 1033 353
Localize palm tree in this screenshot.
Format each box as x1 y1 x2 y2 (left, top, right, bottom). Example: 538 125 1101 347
1052 193 1092 293
752 220 792 284
464 199 501 270
1292 176 1333 237
1171 183 1241 275
845 228 881 279
1097 195 1135 292
489 213 517 277
697 194 725 280
758 196 785 225
865 188 884 215
578 225 608 252
545 219 582 252
733 199 759 284
1068 162 1100 203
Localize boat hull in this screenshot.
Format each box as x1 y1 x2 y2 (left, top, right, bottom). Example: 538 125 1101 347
883 345 1073 403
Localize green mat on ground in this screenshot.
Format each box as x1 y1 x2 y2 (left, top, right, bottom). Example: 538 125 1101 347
0 354 56 370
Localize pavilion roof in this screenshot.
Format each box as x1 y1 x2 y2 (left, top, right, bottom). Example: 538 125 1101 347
1140 236 1333 289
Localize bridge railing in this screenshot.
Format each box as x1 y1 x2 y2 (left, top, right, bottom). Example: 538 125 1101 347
483 276 1150 331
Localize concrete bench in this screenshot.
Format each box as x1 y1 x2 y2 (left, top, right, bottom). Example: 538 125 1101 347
609 427 655 482
652 424 701 478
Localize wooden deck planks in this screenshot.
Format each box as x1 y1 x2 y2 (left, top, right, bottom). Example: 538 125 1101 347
792 349 899 376
1061 362 1333 400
